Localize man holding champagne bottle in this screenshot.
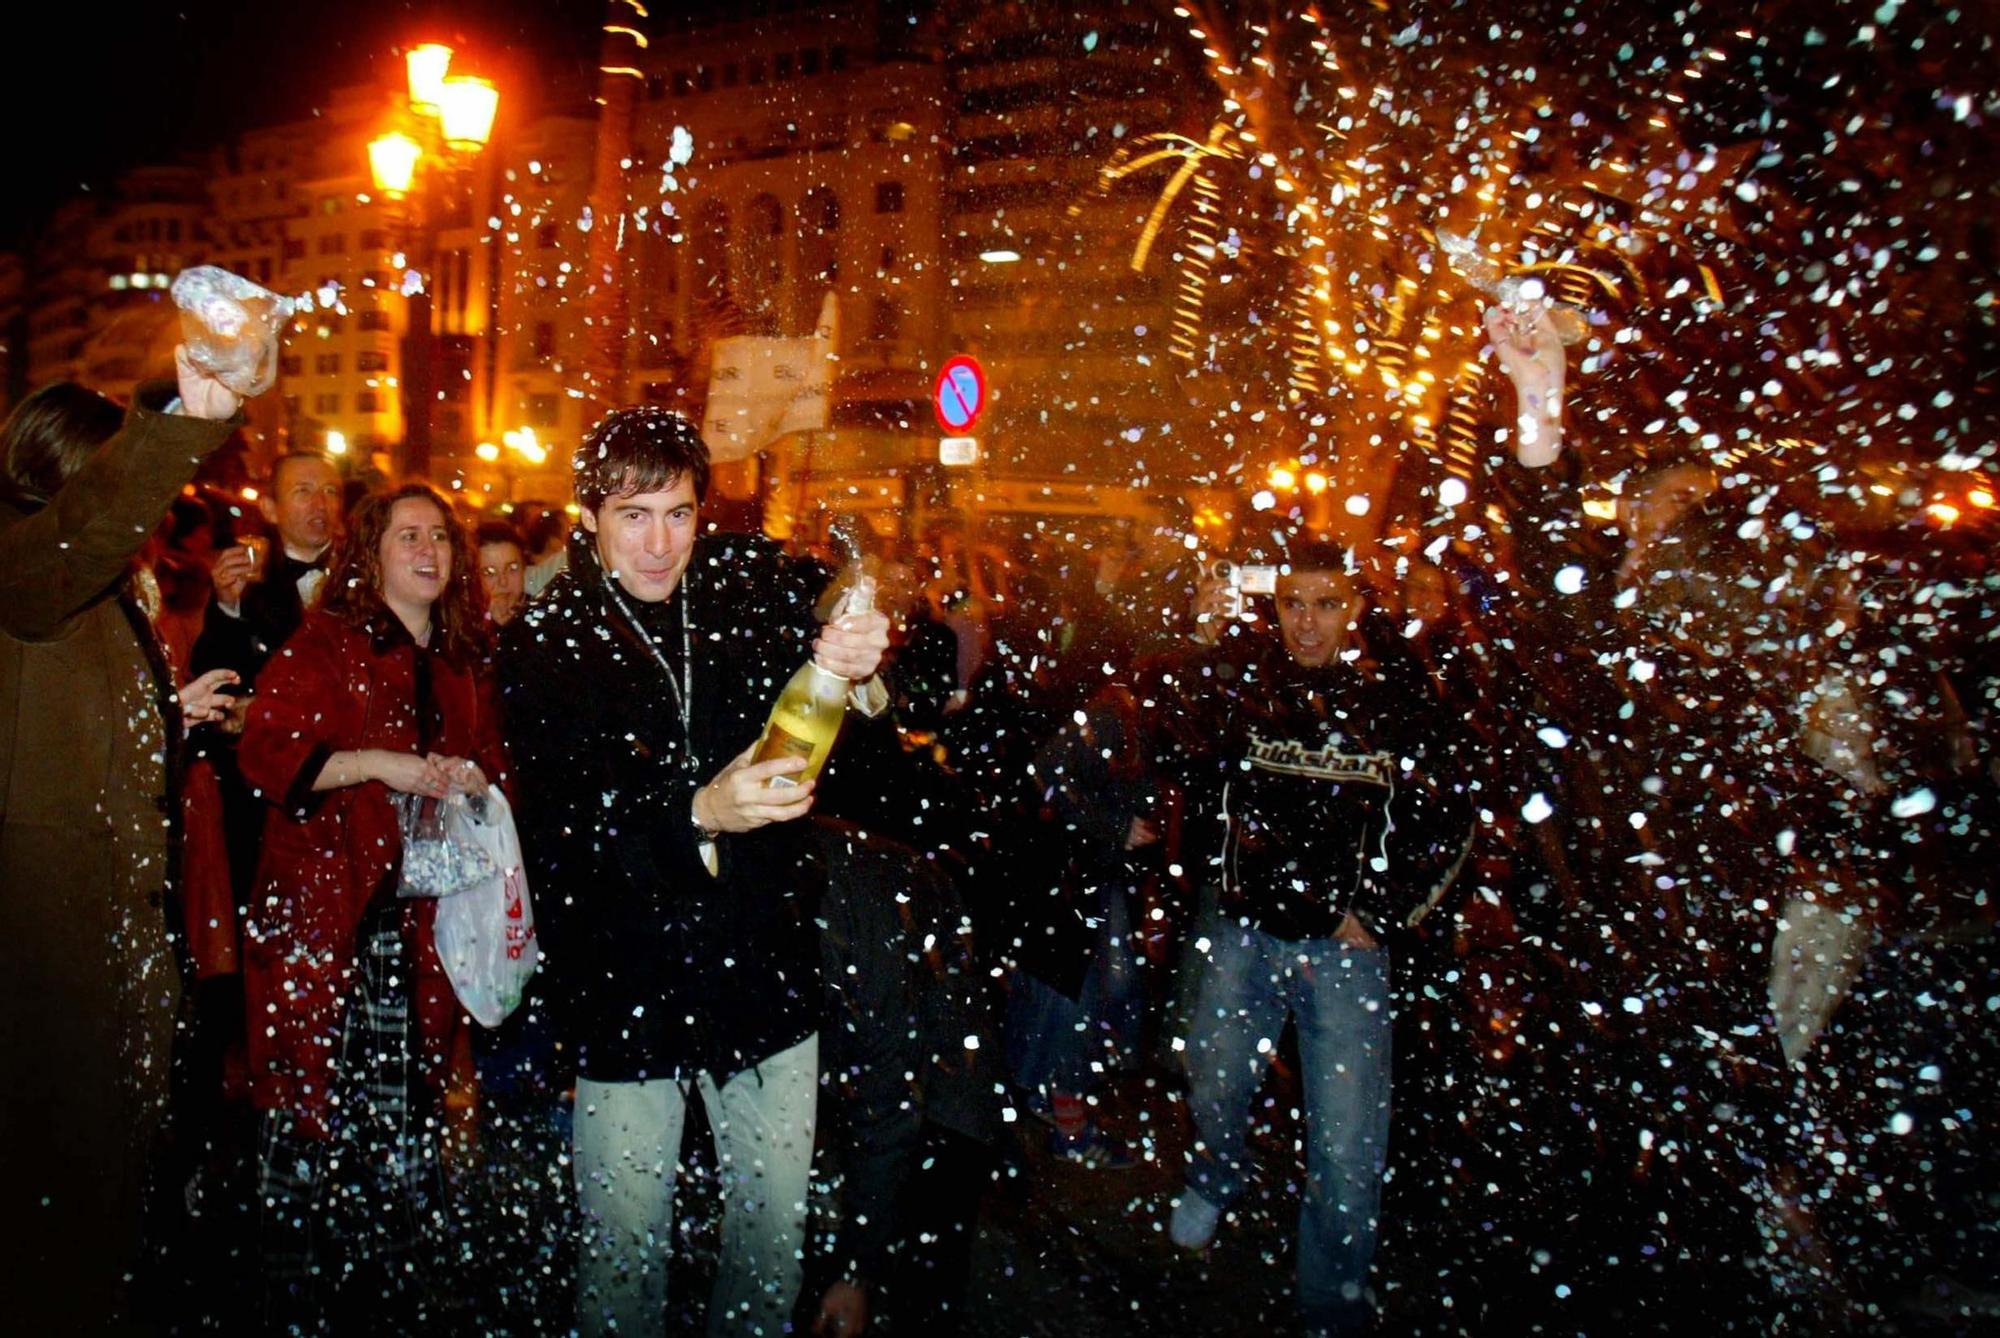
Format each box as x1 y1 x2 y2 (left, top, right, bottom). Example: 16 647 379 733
498 408 888 1337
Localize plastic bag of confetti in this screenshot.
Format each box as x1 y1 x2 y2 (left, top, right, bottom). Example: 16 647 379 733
393 790 501 899
169 265 297 397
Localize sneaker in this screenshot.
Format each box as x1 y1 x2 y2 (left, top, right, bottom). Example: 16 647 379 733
1048 1126 1137 1170
1169 1187 1221 1250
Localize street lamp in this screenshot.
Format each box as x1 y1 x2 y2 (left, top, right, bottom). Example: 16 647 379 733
437 77 499 152
406 43 453 114
367 132 422 198
367 43 499 479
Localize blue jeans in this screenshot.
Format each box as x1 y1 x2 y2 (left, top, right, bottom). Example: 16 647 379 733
1005 883 1145 1098
1184 922 1392 1334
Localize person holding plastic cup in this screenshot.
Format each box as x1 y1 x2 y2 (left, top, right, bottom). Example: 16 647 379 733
236 482 507 1330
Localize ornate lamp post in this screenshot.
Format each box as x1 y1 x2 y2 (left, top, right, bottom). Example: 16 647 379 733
367 44 498 479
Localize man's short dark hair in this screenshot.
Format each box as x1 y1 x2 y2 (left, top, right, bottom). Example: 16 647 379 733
574 408 711 513
474 518 523 550
1281 538 1353 577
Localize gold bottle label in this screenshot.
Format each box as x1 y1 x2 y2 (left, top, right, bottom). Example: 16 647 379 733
755 721 817 785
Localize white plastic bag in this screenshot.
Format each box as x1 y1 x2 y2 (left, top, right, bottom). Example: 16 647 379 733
433 784 539 1027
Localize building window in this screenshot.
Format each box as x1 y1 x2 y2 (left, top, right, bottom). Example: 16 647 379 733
537 222 560 249
356 351 389 372
740 195 785 333
642 382 676 404
314 353 341 375
317 233 345 256
694 200 731 300
644 73 666 100
722 62 740 88
356 390 381 413
166 220 181 242
358 309 391 331
282 394 300 417
673 69 692 95
774 52 794 79
797 187 840 329
880 245 897 272
532 321 556 359
829 45 849 71
279 354 303 377
869 296 900 343
282 238 306 261
800 48 821 76
528 394 560 427
314 392 340 414
746 57 765 85
874 181 905 214
358 228 388 251
697 66 715 92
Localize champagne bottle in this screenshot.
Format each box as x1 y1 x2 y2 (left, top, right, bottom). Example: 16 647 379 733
752 561 877 788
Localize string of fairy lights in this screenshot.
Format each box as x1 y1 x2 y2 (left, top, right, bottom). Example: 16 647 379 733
1079 3 1831 520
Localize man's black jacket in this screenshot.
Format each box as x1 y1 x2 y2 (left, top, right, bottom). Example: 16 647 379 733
1162 630 1478 942
499 530 831 1083
814 819 1001 1287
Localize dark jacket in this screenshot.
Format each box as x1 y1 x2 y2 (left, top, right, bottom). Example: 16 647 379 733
0 380 240 1327
237 609 508 1137
995 682 1173 997
499 530 832 1083
191 549 324 684
815 820 1001 1286
1173 635 1476 941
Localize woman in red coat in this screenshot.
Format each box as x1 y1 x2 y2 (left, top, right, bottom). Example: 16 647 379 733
238 482 506 1328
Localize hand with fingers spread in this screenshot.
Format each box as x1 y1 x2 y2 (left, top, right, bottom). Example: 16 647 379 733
177 668 240 725
693 743 817 833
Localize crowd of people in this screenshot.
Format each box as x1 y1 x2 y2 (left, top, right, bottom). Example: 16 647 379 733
0 349 1993 1336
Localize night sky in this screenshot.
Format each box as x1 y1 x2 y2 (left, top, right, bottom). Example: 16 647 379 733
2 0 607 247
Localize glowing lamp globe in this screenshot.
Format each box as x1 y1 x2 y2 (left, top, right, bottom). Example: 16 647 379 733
368 132 422 197
438 76 499 151
406 44 453 114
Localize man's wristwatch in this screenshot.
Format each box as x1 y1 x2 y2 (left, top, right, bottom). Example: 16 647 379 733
691 790 720 875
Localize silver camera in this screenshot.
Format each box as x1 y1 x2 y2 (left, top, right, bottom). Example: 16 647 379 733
1206 560 1279 620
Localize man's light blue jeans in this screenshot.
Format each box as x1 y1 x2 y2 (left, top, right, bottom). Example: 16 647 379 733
573 1034 817 1336
1184 922 1392 1334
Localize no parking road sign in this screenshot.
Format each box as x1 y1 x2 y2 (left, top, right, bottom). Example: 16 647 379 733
933 355 988 434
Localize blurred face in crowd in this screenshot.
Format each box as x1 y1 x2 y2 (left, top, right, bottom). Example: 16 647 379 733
1617 463 1718 583
1403 561 1450 628
1277 568 1362 668
262 456 341 558
376 496 452 628
479 539 526 625
581 474 698 603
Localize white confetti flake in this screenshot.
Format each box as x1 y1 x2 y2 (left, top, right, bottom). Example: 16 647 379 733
1890 788 1936 819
